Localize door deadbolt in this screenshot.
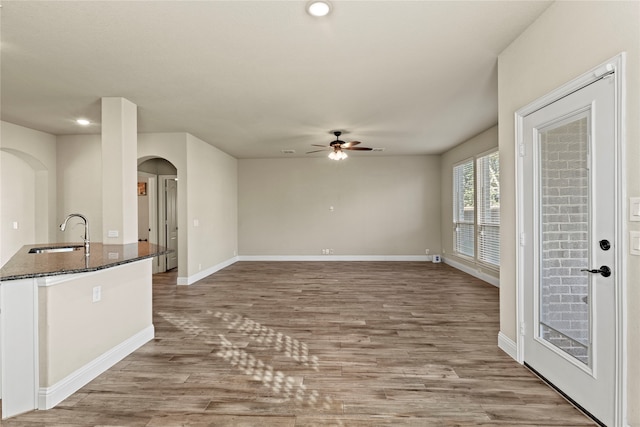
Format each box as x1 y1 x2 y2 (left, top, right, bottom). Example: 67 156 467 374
580 265 611 278
599 239 611 251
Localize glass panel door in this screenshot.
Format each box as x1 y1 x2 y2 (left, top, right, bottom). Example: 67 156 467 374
538 112 591 366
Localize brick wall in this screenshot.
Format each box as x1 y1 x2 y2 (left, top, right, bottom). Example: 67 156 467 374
539 116 590 364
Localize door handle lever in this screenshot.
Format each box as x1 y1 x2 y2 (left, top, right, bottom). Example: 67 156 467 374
580 266 611 277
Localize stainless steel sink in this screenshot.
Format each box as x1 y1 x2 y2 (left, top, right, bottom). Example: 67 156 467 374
28 245 84 254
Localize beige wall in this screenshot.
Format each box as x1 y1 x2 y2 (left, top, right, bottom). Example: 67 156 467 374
239 156 440 256
440 125 498 280
498 1 640 424
2 128 239 283
0 122 57 266
56 134 102 245
186 134 238 276
38 260 152 387
138 133 238 282
138 133 189 279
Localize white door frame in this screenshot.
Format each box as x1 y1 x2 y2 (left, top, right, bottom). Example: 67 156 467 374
515 53 627 426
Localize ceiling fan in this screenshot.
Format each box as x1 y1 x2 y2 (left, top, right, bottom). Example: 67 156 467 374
306 131 373 160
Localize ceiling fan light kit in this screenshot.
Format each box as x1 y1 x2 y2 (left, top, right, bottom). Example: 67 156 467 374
328 150 347 160
306 130 373 160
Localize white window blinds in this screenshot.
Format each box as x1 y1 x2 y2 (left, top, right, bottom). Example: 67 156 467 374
477 151 500 266
452 151 500 267
453 159 475 257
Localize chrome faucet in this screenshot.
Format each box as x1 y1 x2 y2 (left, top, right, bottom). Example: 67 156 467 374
60 213 90 256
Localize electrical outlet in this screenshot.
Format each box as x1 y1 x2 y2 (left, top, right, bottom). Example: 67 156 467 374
425 249 430 255
12 221 19 230
329 248 334 255
92 286 102 303
107 230 119 238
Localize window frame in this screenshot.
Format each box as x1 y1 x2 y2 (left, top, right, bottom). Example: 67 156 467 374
452 157 475 260
452 149 500 269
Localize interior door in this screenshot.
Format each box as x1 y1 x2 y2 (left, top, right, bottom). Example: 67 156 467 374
521 75 616 426
165 177 178 270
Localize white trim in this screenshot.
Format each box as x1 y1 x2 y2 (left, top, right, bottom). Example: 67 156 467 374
442 256 500 287
613 53 628 427
38 325 154 410
514 53 626 426
498 331 518 361
177 256 240 286
238 255 430 262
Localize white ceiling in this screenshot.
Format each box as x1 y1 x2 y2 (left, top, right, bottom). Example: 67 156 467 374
0 1 552 158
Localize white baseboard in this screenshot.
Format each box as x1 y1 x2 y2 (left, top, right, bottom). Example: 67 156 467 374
443 256 499 287
38 325 154 410
498 331 518 361
178 256 240 286
177 255 433 285
238 255 431 262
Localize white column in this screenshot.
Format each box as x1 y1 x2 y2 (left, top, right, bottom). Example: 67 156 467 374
101 97 138 244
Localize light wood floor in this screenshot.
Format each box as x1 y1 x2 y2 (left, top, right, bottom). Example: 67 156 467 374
3 262 595 426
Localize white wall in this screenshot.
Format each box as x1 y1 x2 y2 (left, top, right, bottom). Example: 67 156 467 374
1 152 36 264
138 133 189 280
498 1 640 424
138 132 238 283
186 134 238 277
238 156 440 257
0 122 57 266
440 126 498 281
38 260 152 387
56 135 102 245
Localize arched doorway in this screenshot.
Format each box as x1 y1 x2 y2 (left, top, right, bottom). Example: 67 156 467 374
0 148 51 265
137 158 177 273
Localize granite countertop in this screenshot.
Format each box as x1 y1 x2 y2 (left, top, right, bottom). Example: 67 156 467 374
0 242 170 281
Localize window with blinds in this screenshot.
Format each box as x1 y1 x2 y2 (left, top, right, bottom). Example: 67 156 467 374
452 150 500 267
453 159 475 257
477 151 500 267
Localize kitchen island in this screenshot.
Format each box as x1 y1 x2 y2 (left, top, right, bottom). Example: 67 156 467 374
0 242 168 419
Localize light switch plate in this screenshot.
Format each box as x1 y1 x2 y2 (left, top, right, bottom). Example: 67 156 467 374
630 231 640 256
92 286 102 303
630 197 640 221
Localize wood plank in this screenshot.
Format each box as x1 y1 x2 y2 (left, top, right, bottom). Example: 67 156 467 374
1 262 595 425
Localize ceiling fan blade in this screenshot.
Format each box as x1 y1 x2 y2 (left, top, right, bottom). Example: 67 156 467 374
306 149 329 154
311 144 329 148
342 140 361 148
345 146 373 151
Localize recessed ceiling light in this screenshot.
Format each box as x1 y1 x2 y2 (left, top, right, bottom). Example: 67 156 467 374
76 118 90 126
307 1 331 17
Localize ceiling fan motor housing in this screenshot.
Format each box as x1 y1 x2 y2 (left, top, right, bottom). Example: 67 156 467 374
331 130 345 147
